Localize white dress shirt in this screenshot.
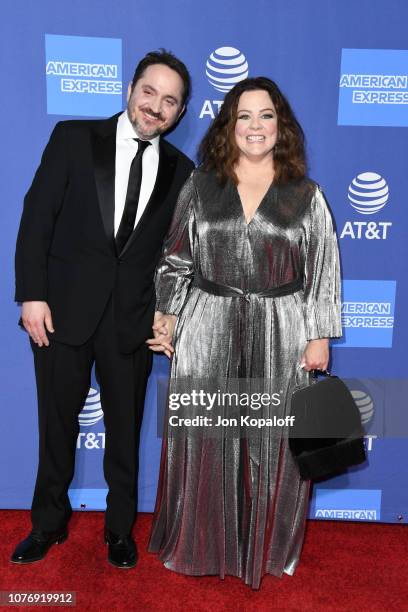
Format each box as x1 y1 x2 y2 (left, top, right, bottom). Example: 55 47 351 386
114 111 160 235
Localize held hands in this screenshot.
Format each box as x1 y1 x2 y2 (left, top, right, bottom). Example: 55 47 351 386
21 301 54 347
300 338 329 372
146 311 177 359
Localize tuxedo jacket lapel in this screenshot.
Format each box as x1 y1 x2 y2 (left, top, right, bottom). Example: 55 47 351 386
91 114 120 249
119 140 177 256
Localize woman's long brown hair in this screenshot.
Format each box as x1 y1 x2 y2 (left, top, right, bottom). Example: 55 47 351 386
198 77 307 185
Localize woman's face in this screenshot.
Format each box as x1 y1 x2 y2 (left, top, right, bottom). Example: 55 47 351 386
234 89 278 161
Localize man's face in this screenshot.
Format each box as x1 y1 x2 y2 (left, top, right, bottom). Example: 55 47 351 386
127 64 185 139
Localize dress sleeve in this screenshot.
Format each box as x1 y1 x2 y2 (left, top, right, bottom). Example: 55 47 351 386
155 172 196 316
302 185 342 340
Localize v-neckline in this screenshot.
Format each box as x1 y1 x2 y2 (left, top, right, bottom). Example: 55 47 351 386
234 181 274 226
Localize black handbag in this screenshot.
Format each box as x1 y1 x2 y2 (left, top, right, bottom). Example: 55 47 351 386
289 371 367 480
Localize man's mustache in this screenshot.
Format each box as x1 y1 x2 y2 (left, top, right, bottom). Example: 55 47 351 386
140 107 164 122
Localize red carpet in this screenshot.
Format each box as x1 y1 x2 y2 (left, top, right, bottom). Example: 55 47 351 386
0 511 407 611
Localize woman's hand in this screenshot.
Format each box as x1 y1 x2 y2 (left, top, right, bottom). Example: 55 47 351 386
152 311 177 338
300 338 330 372
146 311 177 358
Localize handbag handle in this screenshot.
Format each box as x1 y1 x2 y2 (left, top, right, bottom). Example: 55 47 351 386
295 366 332 388
310 369 332 385
311 369 331 378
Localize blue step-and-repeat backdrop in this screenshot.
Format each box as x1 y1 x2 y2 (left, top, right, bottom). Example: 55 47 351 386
1 0 407 524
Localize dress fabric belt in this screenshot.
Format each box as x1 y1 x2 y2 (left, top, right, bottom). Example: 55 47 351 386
192 274 303 301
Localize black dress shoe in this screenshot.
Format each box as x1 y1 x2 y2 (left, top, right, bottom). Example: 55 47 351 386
104 528 137 569
10 528 68 564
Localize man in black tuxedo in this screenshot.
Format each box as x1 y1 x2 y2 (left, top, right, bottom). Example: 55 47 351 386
12 50 194 568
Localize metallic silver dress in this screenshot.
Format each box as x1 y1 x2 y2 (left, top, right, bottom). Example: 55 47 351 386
148 169 342 589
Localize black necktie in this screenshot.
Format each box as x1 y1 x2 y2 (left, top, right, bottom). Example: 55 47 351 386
115 138 151 254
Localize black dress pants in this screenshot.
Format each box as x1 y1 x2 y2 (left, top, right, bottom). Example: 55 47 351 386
30 298 152 535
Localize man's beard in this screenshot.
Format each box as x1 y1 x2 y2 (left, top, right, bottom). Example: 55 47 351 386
127 106 166 139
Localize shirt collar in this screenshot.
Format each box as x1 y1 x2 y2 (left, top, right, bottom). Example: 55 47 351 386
117 111 160 154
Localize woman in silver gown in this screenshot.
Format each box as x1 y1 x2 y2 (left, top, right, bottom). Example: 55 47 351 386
147 77 342 589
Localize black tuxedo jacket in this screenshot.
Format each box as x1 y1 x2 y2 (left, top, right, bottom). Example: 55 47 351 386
15 113 194 353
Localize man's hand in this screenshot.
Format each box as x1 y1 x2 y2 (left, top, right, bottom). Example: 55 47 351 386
146 311 177 358
21 301 54 347
300 338 329 372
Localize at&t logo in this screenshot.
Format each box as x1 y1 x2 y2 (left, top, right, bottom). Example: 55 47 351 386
352 388 374 426
206 47 249 92
348 172 389 214
78 387 103 426
77 387 105 450
340 172 392 240
200 46 249 120
351 388 377 450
